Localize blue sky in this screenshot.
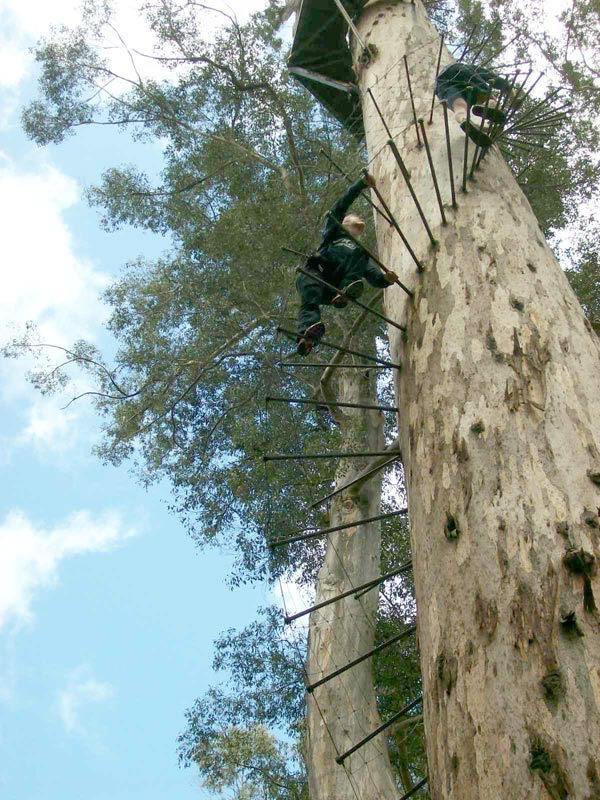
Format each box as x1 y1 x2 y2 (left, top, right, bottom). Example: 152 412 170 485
0 1 276 798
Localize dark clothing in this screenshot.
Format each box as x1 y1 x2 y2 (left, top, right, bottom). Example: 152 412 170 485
296 177 389 335
436 62 512 109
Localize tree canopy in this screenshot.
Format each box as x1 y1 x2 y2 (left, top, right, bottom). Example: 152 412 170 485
9 0 600 794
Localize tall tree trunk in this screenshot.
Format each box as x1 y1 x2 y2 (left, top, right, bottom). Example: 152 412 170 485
355 2 600 798
305 364 398 800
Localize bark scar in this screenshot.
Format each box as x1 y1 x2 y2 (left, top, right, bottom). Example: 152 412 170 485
505 328 550 412
475 593 498 641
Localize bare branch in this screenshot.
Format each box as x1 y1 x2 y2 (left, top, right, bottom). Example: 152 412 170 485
129 44 308 200
106 21 144 87
61 389 138 409
118 317 267 438
13 341 139 398
98 160 237 201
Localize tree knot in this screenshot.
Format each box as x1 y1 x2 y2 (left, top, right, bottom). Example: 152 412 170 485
542 670 564 703
560 611 584 638
563 548 598 614
437 652 458 696
530 743 553 773
563 548 595 575
529 739 570 799
445 514 460 541
587 470 600 486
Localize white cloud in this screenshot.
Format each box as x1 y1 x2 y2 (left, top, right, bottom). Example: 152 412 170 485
0 509 137 631
0 154 110 453
0 0 271 348
0 41 30 90
57 665 116 736
0 90 19 131
0 0 82 107
0 0 269 101
14 397 93 456
0 157 108 346
0 0 82 41
17 401 74 448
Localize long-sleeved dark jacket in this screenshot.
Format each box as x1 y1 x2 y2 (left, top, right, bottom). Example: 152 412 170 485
306 177 389 289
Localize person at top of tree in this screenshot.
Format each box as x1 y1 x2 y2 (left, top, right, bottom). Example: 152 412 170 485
295 172 398 356
436 62 517 147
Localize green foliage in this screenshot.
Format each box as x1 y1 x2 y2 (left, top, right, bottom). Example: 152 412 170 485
193 724 307 800
19 0 386 587
22 27 99 144
566 220 600 328
477 0 600 238
453 0 504 61
178 607 305 767
179 608 309 797
375 506 426 784
19 0 595 576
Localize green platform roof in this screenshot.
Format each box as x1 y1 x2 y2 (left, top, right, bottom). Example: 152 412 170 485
288 0 364 137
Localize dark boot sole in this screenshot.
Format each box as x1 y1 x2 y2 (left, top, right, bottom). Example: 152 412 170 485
471 104 506 126
461 119 492 148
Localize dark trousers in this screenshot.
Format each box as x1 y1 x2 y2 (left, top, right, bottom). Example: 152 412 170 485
436 63 512 109
296 264 363 336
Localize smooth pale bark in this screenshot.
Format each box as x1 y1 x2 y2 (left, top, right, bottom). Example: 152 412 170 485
305 365 398 800
353 2 600 798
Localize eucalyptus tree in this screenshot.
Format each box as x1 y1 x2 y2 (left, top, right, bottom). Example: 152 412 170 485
190 722 308 800
13 0 600 797
346 0 600 796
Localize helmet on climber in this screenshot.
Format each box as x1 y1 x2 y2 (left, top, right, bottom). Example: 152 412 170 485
341 213 365 238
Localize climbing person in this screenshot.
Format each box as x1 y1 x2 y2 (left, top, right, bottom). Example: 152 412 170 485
296 172 398 356
436 62 516 147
